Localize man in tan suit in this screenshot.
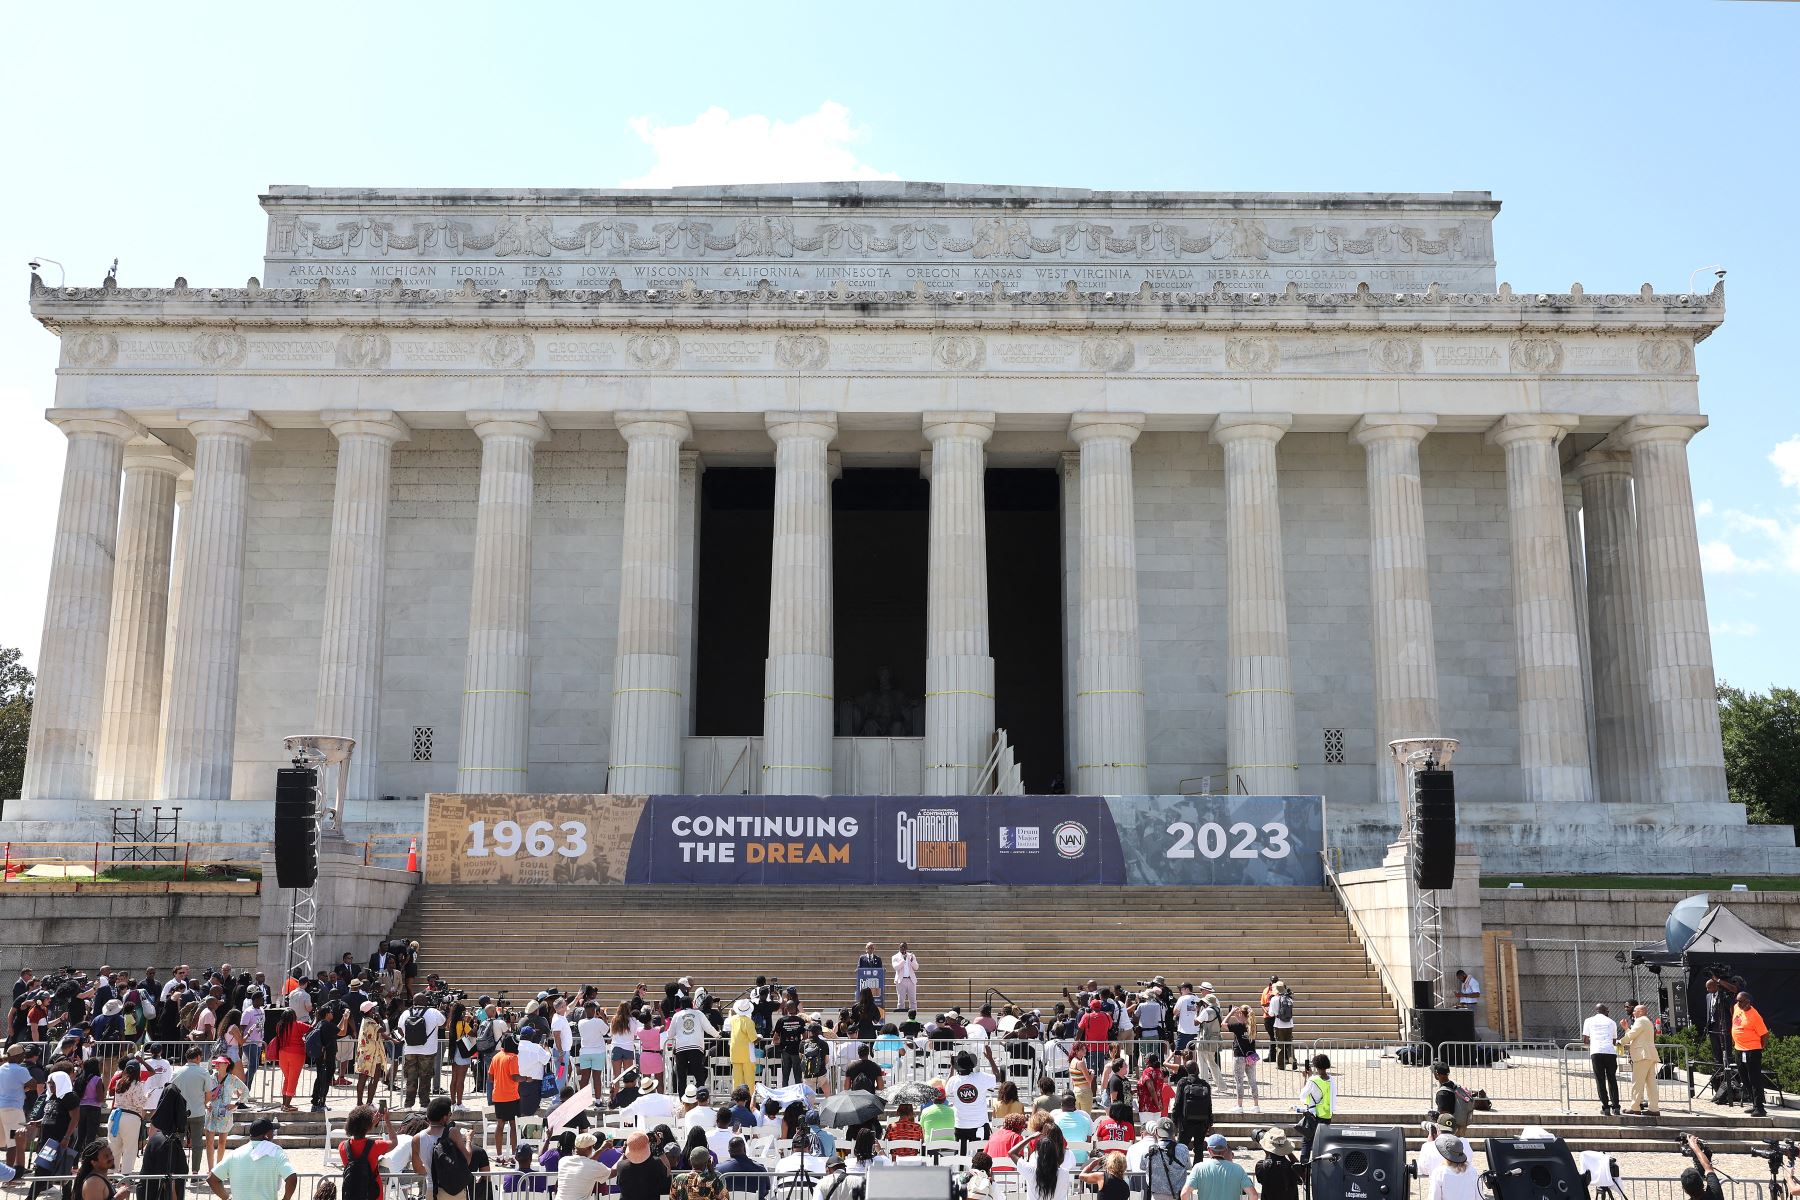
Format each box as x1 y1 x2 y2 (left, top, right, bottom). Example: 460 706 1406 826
1618 1002 1661 1116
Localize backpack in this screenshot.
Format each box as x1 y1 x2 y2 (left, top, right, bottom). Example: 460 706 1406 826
431 1129 473 1198
1171 1076 1212 1128
304 1023 328 1063
820 1172 865 1200
1275 994 1294 1023
342 1138 381 1200
475 1022 498 1055
405 1008 432 1048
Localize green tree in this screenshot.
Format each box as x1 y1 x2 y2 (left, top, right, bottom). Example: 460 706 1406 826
0 646 33 803
1718 681 1800 833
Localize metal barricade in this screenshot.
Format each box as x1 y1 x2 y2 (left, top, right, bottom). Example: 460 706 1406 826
1432 1041 1572 1112
1560 1041 1694 1115
1302 1040 1434 1111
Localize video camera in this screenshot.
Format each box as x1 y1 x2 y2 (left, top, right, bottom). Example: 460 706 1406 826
1745 1140 1799 1167
1676 1135 1713 1162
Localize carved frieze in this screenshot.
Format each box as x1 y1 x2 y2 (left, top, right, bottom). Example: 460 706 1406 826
335 333 391 369
1637 338 1692 373
1508 338 1564 374
192 333 247 369
479 332 535 369
626 333 680 371
63 332 117 368
1080 335 1135 372
1369 336 1423 374
774 335 828 371
1226 336 1279 372
932 335 985 371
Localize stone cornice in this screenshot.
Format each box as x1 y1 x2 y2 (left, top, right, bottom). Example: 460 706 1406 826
28 276 1726 342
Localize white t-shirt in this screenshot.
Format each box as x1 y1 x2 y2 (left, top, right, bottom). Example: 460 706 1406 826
706 1126 737 1162
1582 1013 1618 1054
400 1006 446 1055
1457 978 1480 1007
1136 1001 1165 1033
1428 1164 1483 1200
577 1016 609 1054
556 1154 613 1200
947 1071 997 1127
1173 996 1199 1036
621 1092 681 1129
612 1018 643 1057
1021 1153 1075 1200
551 1013 573 1054
515 1039 550 1079
1266 998 1293 1031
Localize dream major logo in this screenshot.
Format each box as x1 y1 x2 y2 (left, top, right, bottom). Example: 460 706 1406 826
896 808 968 871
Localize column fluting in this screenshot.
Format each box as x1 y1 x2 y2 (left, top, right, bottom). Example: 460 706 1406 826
1617 415 1728 803
1215 413 1299 797
923 412 996 796
457 413 548 794
1350 415 1442 810
1564 481 1598 770
20 409 144 805
95 446 185 802
1576 450 1657 806
1487 414 1594 804
762 412 837 796
315 411 410 806
157 410 269 810
1071 413 1148 796
608 411 691 795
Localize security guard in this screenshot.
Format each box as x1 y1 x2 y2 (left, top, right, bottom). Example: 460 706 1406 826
1296 1054 1334 1164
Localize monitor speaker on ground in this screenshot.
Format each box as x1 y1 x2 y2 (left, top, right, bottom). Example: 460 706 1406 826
1483 1136 1590 1200
274 766 319 889
863 1165 953 1200
1308 1125 1407 1200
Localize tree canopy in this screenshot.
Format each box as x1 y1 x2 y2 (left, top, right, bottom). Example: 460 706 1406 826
0 647 33 801
1719 681 1800 835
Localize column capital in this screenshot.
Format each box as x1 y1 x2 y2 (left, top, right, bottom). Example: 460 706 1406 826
468 410 549 443
323 410 412 444
176 409 271 443
1485 413 1578 449
45 408 145 443
1613 413 1709 450
615 410 692 443
1069 412 1145 445
922 411 995 443
121 443 190 476
1350 413 1438 447
1574 449 1634 481
765 411 839 442
1211 412 1292 445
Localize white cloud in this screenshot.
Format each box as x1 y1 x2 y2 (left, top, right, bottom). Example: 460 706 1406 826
1695 499 1714 517
1772 435 1800 491
619 102 899 189
1710 619 1760 637
1700 540 1770 574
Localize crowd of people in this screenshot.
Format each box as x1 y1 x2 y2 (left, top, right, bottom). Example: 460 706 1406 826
0 945 1784 1200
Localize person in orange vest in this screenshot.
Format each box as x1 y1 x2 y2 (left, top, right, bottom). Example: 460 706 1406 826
1258 978 1281 1052
1731 991 1771 1118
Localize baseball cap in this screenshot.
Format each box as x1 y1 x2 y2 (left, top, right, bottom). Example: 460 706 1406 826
1206 1134 1229 1152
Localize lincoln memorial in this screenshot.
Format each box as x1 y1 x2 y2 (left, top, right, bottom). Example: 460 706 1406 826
14 182 1789 872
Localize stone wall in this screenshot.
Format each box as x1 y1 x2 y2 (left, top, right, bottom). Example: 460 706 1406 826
0 887 260 975
1482 887 1800 944
255 836 418 983
1336 842 1487 1021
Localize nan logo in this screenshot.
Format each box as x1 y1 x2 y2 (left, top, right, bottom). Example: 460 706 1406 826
1052 821 1088 858
999 826 1040 852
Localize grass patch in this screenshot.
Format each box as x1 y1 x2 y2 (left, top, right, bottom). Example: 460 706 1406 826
1482 874 1800 891
97 863 260 883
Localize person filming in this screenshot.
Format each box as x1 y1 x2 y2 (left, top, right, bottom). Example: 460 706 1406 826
1679 1136 1724 1200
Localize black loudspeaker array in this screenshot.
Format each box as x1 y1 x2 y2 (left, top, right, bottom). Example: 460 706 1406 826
274 766 320 889
1410 766 1456 891
1482 1137 1590 1200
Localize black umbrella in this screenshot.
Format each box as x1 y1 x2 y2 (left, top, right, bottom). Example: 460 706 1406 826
819 1090 886 1128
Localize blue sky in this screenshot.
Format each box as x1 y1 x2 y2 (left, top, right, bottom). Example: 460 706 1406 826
0 1 1795 690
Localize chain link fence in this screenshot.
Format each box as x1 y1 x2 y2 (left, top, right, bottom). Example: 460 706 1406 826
1510 939 1672 1042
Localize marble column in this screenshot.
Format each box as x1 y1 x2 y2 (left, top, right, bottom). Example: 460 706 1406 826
154 474 193 789
19 409 144 805
1214 414 1299 797
1350 415 1441 808
1616 414 1728 803
158 410 270 809
923 412 996 796
315 412 410 805
1576 450 1656 806
1070 413 1148 796
95 446 186 802
608 411 692 795
1564 481 1599 770
762 412 837 796
456 412 548 794
1487 414 1593 804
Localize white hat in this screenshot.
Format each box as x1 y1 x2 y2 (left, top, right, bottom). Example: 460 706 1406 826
733 998 753 1016
681 1084 701 1103
639 1077 659 1093
1199 982 1215 992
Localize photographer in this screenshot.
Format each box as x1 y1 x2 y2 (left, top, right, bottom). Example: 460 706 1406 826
1679 1135 1725 1200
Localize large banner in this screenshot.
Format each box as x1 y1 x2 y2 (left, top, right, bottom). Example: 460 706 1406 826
423 793 1323 887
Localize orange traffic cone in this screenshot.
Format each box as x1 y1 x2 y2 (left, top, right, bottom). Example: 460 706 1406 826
406 837 418 872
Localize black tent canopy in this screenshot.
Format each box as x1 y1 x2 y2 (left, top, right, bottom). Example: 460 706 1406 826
1631 905 1800 1037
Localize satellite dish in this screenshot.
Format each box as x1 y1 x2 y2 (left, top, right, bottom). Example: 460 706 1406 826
1665 893 1710 956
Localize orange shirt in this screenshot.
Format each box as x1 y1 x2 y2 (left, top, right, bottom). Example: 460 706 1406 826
1260 985 1275 1008
490 1050 521 1103
1732 1005 1769 1051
